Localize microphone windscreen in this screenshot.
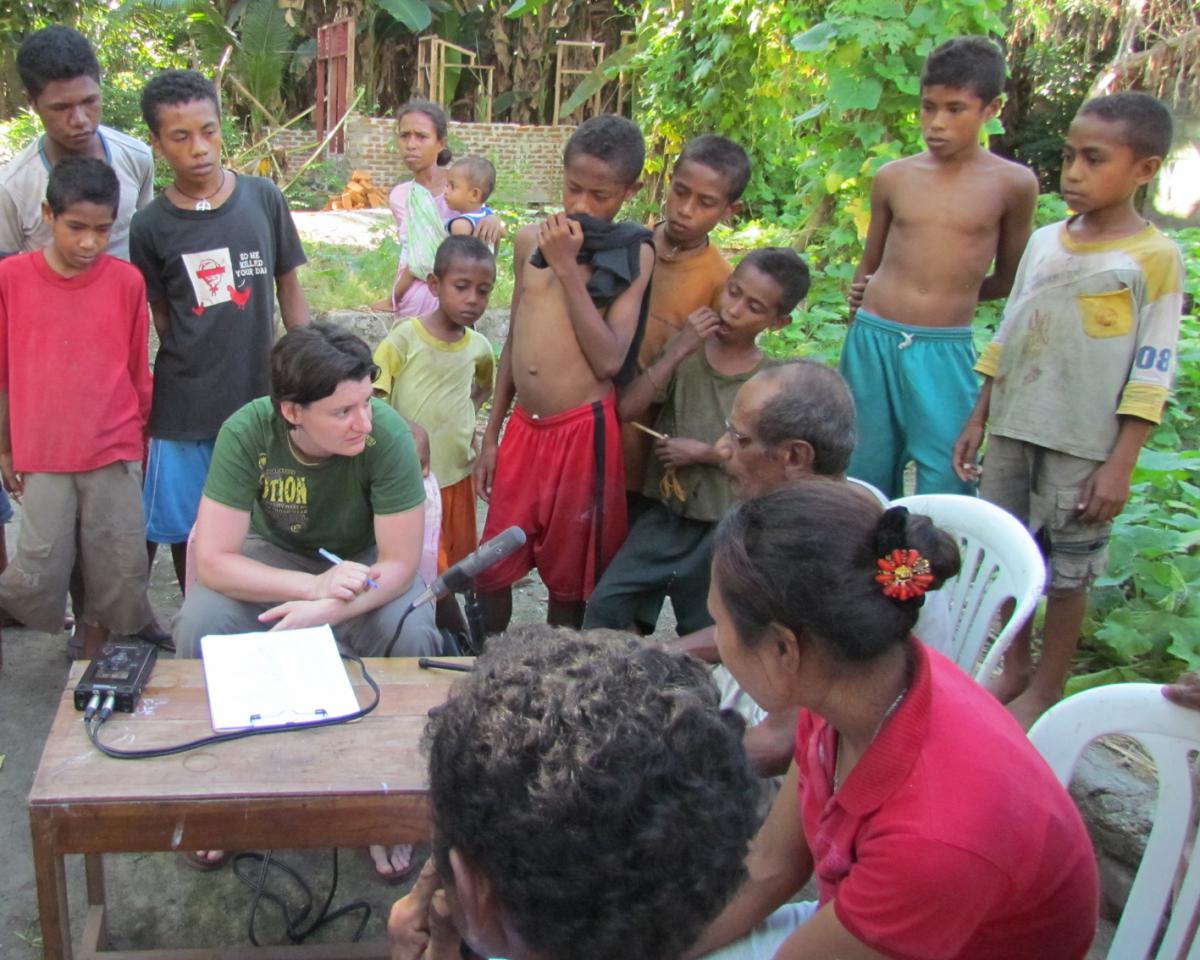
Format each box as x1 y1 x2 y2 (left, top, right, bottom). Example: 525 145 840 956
442 526 527 592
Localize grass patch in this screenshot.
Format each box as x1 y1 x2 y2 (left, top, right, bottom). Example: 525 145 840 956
300 224 518 315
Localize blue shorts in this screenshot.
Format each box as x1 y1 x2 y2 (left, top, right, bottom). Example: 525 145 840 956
840 309 978 499
0 486 12 524
142 438 215 543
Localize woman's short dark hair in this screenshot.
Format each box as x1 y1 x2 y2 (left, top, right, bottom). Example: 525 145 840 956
270 323 378 423
396 98 452 167
426 626 758 960
712 484 960 662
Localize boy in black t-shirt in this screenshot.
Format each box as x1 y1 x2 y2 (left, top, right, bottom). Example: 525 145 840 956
130 70 310 591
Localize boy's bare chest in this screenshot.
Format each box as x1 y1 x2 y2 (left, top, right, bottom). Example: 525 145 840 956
513 264 590 364
891 170 1007 237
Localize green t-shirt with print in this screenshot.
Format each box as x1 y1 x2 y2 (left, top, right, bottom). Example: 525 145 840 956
204 396 425 559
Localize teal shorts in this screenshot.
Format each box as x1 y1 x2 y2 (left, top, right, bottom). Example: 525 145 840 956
840 309 978 499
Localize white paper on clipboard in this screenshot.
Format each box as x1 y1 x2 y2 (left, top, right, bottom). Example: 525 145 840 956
200 625 361 732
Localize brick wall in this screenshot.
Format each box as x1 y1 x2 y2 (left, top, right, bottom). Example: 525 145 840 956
270 115 574 205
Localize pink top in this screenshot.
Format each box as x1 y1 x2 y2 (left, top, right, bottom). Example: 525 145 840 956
387 179 452 317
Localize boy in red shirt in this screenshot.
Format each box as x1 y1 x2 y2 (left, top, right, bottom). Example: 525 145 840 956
0 157 154 662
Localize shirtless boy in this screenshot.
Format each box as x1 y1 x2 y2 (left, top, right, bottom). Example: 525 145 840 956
472 115 654 632
842 36 1038 498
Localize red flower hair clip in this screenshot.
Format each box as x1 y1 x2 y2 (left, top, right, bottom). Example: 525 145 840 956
875 548 933 601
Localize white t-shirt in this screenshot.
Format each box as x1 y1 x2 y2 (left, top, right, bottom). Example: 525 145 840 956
0 125 154 261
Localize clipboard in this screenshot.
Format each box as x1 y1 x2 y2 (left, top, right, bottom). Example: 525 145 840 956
199 625 361 732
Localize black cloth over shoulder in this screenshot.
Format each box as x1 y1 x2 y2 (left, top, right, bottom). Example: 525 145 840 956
529 212 654 387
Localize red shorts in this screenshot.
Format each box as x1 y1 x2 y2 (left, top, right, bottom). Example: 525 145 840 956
476 391 627 602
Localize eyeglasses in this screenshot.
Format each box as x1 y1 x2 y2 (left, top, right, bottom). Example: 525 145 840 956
723 419 756 448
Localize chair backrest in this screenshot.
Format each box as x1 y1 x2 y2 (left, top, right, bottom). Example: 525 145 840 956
891 494 1045 680
847 475 889 506
1029 683 1200 960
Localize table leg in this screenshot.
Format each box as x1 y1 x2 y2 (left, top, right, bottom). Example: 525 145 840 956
29 809 73 960
84 854 109 949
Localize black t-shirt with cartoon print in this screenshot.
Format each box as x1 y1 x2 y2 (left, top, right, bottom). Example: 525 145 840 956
130 175 307 441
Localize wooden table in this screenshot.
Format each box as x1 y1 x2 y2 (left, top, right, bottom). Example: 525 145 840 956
28 657 462 960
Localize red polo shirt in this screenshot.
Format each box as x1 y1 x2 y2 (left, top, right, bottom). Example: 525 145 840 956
795 641 1098 960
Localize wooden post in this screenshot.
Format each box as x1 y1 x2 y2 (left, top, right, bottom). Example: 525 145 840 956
315 17 355 155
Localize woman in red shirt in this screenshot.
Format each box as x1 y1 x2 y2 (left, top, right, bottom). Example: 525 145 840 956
688 483 1099 960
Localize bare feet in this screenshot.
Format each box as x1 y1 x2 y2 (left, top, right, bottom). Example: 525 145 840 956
68 621 108 661
369 843 415 882
1006 686 1062 731
180 849 227 871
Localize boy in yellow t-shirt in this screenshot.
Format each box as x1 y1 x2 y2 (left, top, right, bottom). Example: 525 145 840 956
374 236 495 628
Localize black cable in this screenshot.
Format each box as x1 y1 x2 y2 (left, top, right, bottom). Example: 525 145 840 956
233 849 370 946
84 653 380 759
383 602 417 659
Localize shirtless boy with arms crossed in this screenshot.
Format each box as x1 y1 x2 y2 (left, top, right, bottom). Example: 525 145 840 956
473 115 654 632
843 35 1038 498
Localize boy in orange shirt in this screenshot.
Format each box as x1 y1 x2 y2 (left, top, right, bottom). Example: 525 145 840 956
622 135 748 499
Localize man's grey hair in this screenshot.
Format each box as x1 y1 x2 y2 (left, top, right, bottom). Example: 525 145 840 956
755 360 857 476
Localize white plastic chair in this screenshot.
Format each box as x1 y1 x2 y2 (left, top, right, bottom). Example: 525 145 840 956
891 493 1044 681
1029 683 1200 960
847 475 889 506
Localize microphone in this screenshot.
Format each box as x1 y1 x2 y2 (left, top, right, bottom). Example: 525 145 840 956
412 526 527 608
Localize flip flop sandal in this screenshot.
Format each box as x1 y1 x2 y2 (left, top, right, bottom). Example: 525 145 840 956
367 844 417 884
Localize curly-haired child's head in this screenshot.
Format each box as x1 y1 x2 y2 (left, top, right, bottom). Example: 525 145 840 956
425 625 757 960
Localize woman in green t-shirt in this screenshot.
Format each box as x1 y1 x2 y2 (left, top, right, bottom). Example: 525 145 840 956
173 323 441 878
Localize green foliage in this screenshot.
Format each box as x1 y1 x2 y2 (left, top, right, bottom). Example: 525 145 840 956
635 0 1005 263
282 158 348 212
558 43 640 120
233 0 296 127
302 226 517 314
303 232 401 313
376 0 434 34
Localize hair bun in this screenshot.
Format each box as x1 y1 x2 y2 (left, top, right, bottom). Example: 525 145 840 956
873 506 963 605
875 506 911 556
